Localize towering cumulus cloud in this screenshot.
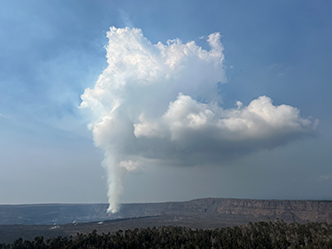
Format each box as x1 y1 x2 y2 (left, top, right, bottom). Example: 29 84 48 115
81 27 317 213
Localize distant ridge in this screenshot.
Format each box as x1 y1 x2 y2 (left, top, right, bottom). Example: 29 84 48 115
1 198 332 225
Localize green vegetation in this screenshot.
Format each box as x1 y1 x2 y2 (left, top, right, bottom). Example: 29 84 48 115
1 220 332 248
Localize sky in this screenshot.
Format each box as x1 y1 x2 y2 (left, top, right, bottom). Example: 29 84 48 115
1 0 332 209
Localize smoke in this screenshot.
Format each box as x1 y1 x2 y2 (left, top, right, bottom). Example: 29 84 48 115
80 27 317 213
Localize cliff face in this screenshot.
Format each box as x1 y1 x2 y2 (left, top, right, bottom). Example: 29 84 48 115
212 199 332 223
117 198 332 224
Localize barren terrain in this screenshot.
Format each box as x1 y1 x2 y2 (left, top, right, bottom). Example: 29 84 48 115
1 198 331 244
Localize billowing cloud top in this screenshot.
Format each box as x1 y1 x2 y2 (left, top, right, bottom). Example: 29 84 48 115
80 27 317 213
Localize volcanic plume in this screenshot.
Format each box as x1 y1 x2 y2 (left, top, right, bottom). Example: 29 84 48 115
80 27 317 213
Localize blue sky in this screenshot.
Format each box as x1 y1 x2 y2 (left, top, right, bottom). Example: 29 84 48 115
1 0 332 206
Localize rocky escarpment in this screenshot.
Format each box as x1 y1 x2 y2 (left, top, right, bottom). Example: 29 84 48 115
212 198 332 223
116 198 332 223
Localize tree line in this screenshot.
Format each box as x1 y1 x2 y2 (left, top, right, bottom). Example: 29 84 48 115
1 219 332 248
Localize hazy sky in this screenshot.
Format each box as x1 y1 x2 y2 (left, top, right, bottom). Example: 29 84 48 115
1 0 332 206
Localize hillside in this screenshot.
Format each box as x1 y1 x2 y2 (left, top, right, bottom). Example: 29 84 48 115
116 198 332 224
1 198 332 244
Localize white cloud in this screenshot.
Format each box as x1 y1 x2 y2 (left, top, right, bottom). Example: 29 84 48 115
135 94 314 142
80 27 317 213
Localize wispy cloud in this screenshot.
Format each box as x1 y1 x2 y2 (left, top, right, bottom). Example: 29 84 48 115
320 175 332 181
0 113 9 119
118 9 134 28
267 63 292 77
